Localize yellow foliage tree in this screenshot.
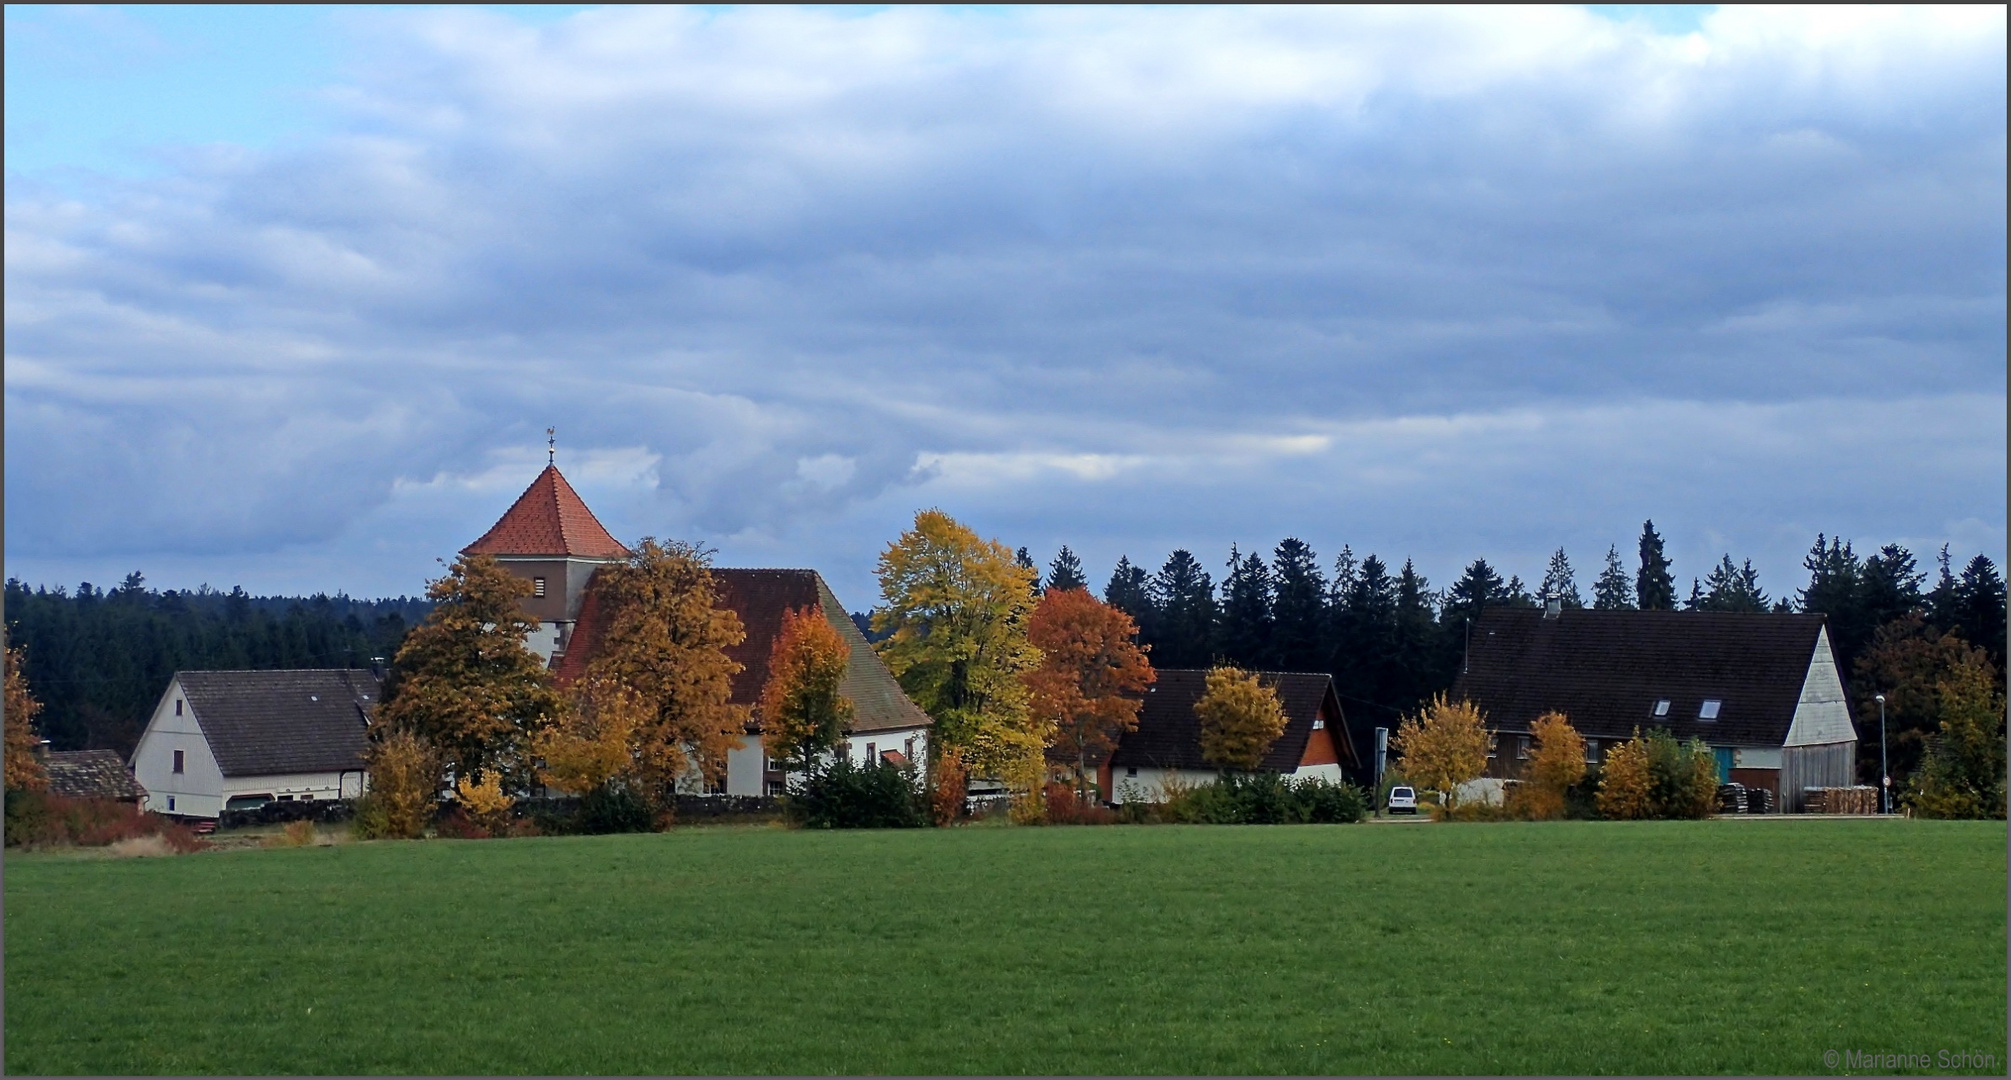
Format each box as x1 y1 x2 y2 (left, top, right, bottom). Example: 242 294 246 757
1390 694 1489 811
1517 711 1586 820
1596 729 1654 820
759 606 855 781
873 509 1043 803
585 538 748 796
455 771 513 832
4 637 48 793
1907 649 2008 819
1194 665 1287 772
533 677 651 796
377 554 560 791
355 729 443 840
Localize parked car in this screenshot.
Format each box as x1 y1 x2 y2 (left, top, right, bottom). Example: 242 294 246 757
1386 786 1418 815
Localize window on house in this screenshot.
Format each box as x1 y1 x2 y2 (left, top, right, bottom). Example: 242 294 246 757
1653 699 1671 717
166 796 176 812
865 742 877 761
1126 767 1138 777
1486 731 1498 758
767 781 784 797
905 738 916 760
1516 735 1531 760
172 749 185 774
1699 699 1721 720
1585 738 1600 763
533 577 547 598
174 699 183 716
1312 717 1325 730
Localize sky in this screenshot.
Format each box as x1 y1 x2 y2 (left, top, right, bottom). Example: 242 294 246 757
5 4 2005 612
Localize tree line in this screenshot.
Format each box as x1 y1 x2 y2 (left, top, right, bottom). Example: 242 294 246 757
2 575 430 755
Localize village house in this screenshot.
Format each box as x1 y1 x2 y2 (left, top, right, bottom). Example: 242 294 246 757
1451 605 1858 811
1104 670 1360 804
40 748 148 804
470 463 932 797
129 669 376 818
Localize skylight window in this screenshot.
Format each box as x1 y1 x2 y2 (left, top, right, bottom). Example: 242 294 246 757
1699 699 1721 720
1653 699 1670 717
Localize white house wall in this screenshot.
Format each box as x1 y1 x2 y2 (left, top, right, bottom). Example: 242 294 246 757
1108 762 1345 804
131 677 226 817
221 771 364 804
835 727 930 770
1785 626 1857 748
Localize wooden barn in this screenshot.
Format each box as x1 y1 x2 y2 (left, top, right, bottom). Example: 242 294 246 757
1102 670 1360 804
1451 608 1857 811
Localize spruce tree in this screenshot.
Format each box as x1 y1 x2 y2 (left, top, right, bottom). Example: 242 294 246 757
1148 550 1218 668
1951 555 2007 665
1103 557 1153 627
1592 545 1634 609
1270 538 1327 672
1442 558 1506 626
1636 520 1676 611
1217 545 1274 668
1503 575 1537 608
1859 544 1924 627
1046 546 1088 593
1015 546 1042 595
1540 548 1585 609
1694 555 1769 612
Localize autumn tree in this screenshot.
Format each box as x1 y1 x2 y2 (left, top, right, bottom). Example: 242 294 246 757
1906 650 2008 819
532 676 651 795
874 510 1044 802
1517 711 1585 820
377 554 560 791
1390 694 1488 811
353 729 443 839
584 538 748 797
1596 729 1654 820
1024 587 1155 802
1195 665 1287 772
4 637 48 793
759 606 855 780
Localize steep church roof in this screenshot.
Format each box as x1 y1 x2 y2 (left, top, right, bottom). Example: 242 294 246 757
461 465 630 560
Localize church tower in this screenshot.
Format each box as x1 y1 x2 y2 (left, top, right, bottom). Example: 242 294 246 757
461 463 629 666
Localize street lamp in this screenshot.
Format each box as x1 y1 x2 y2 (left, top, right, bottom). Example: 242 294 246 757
1875 693 1889 814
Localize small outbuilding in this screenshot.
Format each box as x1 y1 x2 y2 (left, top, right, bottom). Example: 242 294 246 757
42 749 148 804
1452 608 1857 811
1103 670 1360 803
130 669 378 818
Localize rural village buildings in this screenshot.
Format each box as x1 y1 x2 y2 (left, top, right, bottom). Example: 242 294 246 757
1104 670 1360 803
131 669 376 817
1453 606 1857 812
40 748 147 804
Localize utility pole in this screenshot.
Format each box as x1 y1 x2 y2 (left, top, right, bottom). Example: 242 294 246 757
1875 693 1890 814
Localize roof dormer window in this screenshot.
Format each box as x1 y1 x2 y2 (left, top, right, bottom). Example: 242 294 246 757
1653 699 1670 717
1699 699 1721 720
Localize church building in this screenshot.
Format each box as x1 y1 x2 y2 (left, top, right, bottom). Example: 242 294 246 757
464 461 931 797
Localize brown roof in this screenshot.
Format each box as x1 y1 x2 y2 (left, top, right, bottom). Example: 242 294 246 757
1450 608 1835 747
1109 670 1356 773
45 750 147 802
177 669 379 777
555 567 931 735
461 465 630 559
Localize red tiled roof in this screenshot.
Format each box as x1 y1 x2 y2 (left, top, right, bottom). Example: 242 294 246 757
461 465 630 559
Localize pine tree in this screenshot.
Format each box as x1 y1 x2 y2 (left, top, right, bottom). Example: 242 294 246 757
1860 544 1924 628
1951 555 2007 665
1592 545 1634 609
1148 550 1218 668
1015 546 1042 596
1270 538 1327 673
1217 545 1274 668
1540 548 1584 609
1503 575 1537 608
1694 555 1769 612
1103 557 1153 632
1046 546 1088 593
1636 521 1676 611
1442 558 1506 627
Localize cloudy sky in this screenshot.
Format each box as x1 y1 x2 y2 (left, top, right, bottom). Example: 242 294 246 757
5 4 2005 611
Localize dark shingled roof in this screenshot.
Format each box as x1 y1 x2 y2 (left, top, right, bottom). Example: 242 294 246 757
1450 608 1833 747
45 750 147 801
1109 669 1353 772
555 568 931 736
462 465 630 559
177 669 378 777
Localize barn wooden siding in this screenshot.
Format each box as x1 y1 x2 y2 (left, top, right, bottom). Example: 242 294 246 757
1780 741 1855 812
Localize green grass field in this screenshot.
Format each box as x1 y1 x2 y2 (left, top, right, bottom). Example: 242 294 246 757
5 820 2004 1075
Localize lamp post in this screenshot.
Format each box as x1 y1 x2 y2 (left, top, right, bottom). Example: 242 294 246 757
1875 693 1889 814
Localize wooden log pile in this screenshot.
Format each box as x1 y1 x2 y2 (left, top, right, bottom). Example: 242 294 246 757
1716 783 1748 815
1744 787 1774 815
1802 786 1878 814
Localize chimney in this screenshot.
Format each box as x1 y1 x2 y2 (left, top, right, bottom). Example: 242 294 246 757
1544 594 1562 619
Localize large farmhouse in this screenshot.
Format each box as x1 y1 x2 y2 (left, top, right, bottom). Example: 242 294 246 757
130 669 377 818
471 464 932 796
1451 607 1857 811
1103 670 1359 803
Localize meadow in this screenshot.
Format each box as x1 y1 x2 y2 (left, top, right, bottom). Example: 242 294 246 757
5 819 2004 1075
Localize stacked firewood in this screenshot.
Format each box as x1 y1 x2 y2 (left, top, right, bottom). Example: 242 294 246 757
1715 783 1748 815
1803 786 1878 814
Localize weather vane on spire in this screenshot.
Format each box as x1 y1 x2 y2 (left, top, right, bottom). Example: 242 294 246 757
547 426 556 466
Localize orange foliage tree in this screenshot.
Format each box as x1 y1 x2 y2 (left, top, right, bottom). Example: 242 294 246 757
5 636 48 793
532 676 652 795
1024 587 1155 803
584 538 748 797
1195 665 1287 772
759 606 856 782
1517 711 1586 820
